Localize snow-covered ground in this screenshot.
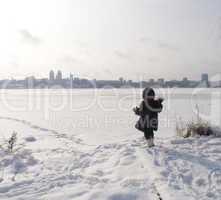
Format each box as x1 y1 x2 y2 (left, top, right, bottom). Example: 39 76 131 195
0 88 221 199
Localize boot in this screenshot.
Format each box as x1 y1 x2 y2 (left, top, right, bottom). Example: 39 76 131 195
148 138 155 147
150 138 155 147
147 139 151 147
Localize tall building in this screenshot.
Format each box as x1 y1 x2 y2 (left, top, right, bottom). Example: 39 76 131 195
56 70 62 81
119 77 124 85
201 73 208 82
201 73 209 87
49 70 55 81
70 73 73 88
157 78 164 86
70 73 73 81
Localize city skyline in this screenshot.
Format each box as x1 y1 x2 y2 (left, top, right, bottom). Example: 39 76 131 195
0 69 209 82
0 69 213 89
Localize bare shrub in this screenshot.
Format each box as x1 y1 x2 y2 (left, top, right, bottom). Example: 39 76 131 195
8 132 17 153
176 105 213 138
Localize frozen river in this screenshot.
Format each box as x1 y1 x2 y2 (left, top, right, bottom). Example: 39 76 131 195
0 88 220 144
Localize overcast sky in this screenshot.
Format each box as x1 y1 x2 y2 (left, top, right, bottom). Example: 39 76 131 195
0 0 221 81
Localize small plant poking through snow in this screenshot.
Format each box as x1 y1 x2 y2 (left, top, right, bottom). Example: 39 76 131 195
7 132 17 153
176 105 213 138
0 131 25 153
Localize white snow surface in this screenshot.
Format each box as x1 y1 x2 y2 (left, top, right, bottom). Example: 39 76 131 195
0 89 220 200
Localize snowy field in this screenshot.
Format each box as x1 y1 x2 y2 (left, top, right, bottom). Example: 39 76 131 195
0 88 221 200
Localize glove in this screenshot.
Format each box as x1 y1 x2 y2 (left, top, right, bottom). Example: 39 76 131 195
157 97 164 103
133 107 140 115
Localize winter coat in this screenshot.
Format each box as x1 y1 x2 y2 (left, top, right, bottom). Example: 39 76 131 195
134 99 163 132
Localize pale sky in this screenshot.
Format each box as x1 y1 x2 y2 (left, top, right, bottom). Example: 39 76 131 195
0 0 221 81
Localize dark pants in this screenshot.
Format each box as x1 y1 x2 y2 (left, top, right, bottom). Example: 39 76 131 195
144 128 154 140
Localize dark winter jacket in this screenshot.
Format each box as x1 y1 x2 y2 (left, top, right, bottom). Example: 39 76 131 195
134 99 163 131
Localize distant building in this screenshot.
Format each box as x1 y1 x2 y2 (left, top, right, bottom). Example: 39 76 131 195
157 78 164 86
149 79 154 85
127 80 133 85
36 78 48 88
49 70 55 81
70 74 73 81
25 76 35 88
201 73 209 87
97 80 122 88
181 77 189 87
56 70 62 81
70 74 73 88
119 77 124 85
201 73 208 82
165 80 180 88
74 77 80 85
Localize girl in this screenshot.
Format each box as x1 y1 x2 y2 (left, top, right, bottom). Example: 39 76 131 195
133 87 163 147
